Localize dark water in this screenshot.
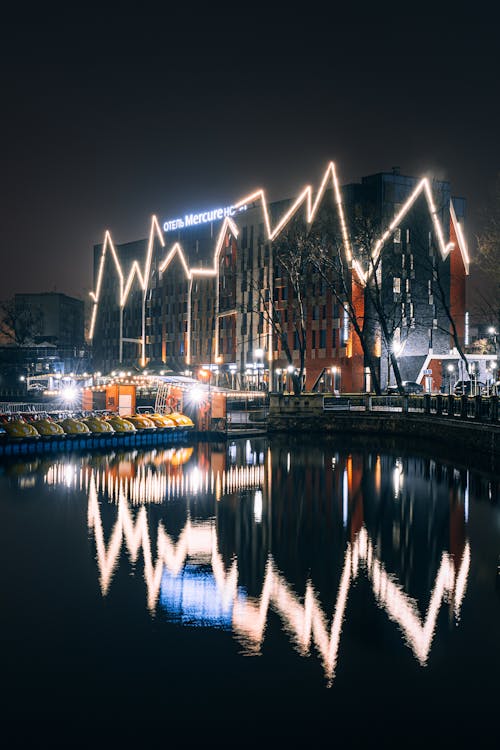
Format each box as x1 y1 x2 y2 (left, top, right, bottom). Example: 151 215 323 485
0 435 499 747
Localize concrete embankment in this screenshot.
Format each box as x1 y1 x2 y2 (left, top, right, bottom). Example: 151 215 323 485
267 394 500 466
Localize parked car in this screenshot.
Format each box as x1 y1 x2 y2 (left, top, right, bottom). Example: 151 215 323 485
386 381 424 395
453 380 485 396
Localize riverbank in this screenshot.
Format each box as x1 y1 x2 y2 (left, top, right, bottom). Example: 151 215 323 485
267 393 500 472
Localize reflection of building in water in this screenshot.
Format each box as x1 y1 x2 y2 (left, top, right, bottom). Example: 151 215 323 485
41 441 472 684
160 565 247 628
268 444 470 612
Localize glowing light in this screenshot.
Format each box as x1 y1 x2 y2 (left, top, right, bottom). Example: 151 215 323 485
89 162 469 356
449 199 470 273
61 386 77 402
76 455 472 681
253 490 263 524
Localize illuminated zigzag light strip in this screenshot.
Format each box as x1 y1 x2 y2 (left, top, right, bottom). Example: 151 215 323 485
88 162 470 345
89 215 165 340
86 473 470 681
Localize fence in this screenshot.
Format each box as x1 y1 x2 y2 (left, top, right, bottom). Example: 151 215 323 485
322 393 500 424
0 402 49 414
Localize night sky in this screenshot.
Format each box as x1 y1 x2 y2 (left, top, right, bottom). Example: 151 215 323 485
1 8 498 309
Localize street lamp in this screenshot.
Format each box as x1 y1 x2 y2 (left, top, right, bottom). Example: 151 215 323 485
447 364 455 395
275 368 282 392
488 326 497 356
331 366 341 394
468 362 477 396
229 363 237 390
255 348 264 391
491 363 498 396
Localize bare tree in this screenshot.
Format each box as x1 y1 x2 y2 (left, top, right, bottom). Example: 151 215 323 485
427 256 469 373
409 195 470 378
306 215 382 394
308 207 411 394
350 213 407 394
0 297 43 345
476 174 500 329
242 222 309 394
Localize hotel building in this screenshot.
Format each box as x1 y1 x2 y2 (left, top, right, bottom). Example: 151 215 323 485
90 164 469 392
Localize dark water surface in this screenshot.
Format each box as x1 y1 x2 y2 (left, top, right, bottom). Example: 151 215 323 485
0 435 499 747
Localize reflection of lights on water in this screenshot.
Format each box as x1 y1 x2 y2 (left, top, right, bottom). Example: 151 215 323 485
89 480 471 679
245 440 253 465
465 470 469 522
19 477 36 488
189 467 202 494
287 453 291 473
35 451 473 681
45 464 81 489
393 459 404 498
253 490 263 524
83 466 471 682
64 464 77 487
342 469 348 527
159 565 247 628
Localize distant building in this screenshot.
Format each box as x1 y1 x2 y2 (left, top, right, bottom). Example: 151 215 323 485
89 164 469 392
14 292 84 348
0 293 88 395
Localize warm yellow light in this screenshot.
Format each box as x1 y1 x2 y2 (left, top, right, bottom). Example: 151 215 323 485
89 164 468 349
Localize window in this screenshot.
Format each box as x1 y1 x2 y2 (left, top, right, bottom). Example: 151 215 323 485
332 328 337 348
320 329 326 348
394 228 401 244
393 277 401 294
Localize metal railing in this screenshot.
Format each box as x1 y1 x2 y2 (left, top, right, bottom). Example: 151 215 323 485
321 393 500 424
0 402 48 414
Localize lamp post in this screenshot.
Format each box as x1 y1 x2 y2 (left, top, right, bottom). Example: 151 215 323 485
468 362 476 396
488 327 497 364
255 348 264 391
331 365 341 394
447 363 454 395
275 368 282 392
491 363 498 395
229 363 237 390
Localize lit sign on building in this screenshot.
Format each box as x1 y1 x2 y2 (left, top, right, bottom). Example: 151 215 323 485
163 204 247 233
